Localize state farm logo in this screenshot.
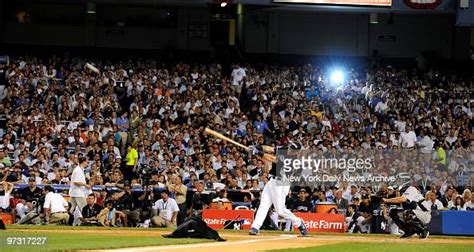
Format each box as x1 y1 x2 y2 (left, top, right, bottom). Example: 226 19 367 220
203 218 251 225
203 218 227 225
303 220 343 230
404 0 443 9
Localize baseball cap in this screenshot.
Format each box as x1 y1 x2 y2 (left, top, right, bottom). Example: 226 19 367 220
43 185 54 192
299 188 307 193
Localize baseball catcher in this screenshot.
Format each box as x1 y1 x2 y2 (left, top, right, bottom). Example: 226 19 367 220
382 186 431 239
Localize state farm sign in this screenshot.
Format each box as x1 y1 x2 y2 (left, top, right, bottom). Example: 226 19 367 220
202 209 254 230
294 212 345 233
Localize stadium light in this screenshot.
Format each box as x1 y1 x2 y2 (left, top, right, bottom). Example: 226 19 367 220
330 69 345 87
221 2 227 7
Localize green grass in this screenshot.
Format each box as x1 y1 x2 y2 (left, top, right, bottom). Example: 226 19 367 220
270 242 474 252
2 225 473 251
0 230 211 251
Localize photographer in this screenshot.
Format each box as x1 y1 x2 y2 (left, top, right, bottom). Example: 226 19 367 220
112 181 146 227
151 189 179 228
148 171 166 188
80 193 103 226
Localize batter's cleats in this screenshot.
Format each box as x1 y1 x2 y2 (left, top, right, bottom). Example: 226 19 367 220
299 219 308 236
419 230 429 239
400 231 415 239
249 228 259 235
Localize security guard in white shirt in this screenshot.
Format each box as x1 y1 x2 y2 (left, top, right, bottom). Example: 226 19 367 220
43 186 70 225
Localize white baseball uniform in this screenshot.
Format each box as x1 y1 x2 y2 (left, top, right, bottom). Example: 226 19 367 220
403 186 431 225
251 178 303 230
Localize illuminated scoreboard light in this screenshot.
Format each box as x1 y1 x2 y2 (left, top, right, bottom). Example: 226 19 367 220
273 0 392 7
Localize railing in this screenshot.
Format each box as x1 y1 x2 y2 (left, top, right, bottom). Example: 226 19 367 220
12 183 261 194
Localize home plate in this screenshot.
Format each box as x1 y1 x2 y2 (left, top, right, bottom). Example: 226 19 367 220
280 234 298 238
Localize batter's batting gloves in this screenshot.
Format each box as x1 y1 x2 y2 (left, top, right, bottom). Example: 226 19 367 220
250 145 263 156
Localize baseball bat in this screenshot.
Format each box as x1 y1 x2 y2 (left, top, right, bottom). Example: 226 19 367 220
204 128 250 151
204 128 276 163
85 63 100 74
222 215 241 229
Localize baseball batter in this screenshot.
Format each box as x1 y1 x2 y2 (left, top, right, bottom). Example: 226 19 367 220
249 143 308 236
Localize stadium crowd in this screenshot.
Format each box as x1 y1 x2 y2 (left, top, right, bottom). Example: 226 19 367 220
0 55 472 233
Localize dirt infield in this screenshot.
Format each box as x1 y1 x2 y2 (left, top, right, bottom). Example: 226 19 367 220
100 233 474 252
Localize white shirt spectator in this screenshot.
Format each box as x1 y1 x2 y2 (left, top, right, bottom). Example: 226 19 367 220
394 120 406 132
375 101 388 113
153 198 179 221
445 135 457 146
422 199 443 211
44 191 68 213
0 143 14 151
417 136 434 154
231 67 246 86
463 200 474 210
343 191 361 202
69 165 87 197
0 191 10 209
399 131 417 148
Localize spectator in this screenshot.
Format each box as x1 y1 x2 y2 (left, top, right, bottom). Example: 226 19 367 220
151 189 179 228
0 150 12 167
343 185 361 203
356 195 372 233
0 181 13 212
285 189 313 231
80 193 103 226
213 189 230 203
334 189 349 210
462 189 471 204
328 207 338 214
463 193 474 211
168 175 187 225
189 181 210 217
96 200 119 227
422 191 444 211
399 125 417 149
69 157 90 214
314 190 331 204
440 187 455 207
15 177 43 224
292 189 313 212
43 186 69 225
346 204 362 233
116 112 129 152
449 195 465 211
